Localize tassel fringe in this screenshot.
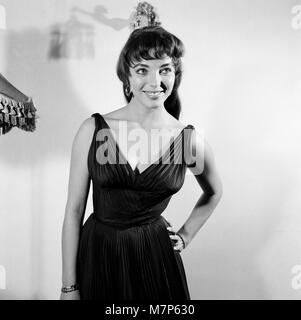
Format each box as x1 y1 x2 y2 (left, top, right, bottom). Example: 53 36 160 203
0 93 38 135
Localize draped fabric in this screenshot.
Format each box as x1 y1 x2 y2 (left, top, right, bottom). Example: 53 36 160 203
77 113 195 300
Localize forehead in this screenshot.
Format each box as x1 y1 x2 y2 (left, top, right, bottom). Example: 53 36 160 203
131 55 173 67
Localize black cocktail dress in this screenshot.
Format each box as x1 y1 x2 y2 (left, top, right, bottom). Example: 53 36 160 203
77 113 195 300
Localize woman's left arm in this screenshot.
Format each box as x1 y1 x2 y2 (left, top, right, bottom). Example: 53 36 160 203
176 129 223 248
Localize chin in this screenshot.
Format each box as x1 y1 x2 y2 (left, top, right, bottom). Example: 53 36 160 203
146 98 167 108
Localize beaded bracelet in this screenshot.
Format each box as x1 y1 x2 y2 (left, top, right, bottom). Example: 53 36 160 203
176 233 186 249
61 284 79 293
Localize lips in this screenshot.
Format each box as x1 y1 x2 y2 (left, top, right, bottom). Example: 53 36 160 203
143 91 163 98
143 91 164 93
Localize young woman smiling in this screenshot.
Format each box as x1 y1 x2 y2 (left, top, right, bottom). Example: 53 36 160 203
60 25 223 300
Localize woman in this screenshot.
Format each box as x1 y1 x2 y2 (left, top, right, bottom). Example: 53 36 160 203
60 25 223 300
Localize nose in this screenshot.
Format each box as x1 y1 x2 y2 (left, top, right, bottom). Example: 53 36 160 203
148 71 161 88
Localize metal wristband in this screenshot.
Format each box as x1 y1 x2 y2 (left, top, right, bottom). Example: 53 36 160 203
176 233 186 249
61 284 79 293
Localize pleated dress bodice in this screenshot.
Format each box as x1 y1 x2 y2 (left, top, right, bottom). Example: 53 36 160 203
88 113 195 228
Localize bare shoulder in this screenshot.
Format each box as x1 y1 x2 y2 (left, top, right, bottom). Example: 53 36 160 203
171 117 187 130
101 108 130 130
81 116 95 130
102 107 128 121
72 116 95 150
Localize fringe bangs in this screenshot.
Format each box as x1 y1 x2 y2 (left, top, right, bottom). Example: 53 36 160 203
124 27 184 67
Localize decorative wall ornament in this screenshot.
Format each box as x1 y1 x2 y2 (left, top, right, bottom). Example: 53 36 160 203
129 1 161 31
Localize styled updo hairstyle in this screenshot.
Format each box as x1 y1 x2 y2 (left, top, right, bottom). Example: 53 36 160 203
116 26 185 120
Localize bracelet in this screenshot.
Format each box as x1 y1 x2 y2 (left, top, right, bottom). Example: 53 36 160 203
176 233 186 249
61 284 79 293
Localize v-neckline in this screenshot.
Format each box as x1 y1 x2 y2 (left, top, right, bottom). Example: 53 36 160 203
99 114 189 176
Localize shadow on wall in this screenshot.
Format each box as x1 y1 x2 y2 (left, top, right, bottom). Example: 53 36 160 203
48 5 129 60
0 26 88 164
0 4 128 298
1 4 129 165
72 5 129 31
0 25 92 298
49 13 95 60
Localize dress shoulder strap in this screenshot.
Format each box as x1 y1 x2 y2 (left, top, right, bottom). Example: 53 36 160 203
186 124 195 130
90 113 109 146
91 113 103 132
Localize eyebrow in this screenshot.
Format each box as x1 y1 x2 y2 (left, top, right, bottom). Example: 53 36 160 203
133 62 173 68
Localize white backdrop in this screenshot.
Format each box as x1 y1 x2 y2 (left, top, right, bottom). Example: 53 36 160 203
0 0 301 299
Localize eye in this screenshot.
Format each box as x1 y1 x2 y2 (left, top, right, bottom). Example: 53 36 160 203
136 68 147 75
160 67 173 75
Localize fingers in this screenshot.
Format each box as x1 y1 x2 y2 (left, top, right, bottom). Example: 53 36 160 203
169 234 184 252
165 218 184 252
166 226 176 234
166 227 176 235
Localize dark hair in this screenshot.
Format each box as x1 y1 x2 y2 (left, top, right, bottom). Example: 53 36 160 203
116 26 185 120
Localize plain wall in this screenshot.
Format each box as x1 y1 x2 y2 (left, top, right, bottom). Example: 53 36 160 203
0 0 301 299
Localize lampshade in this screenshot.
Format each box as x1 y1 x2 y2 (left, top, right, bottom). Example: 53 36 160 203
0 73 38 135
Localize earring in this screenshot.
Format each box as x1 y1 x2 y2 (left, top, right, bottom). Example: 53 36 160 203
125 85 131 97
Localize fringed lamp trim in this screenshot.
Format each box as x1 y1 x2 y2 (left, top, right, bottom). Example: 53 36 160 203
0 93 38 135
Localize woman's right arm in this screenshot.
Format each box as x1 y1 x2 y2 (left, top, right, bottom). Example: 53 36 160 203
60 117 95 300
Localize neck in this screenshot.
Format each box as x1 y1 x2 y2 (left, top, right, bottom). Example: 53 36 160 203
126 99 171 128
